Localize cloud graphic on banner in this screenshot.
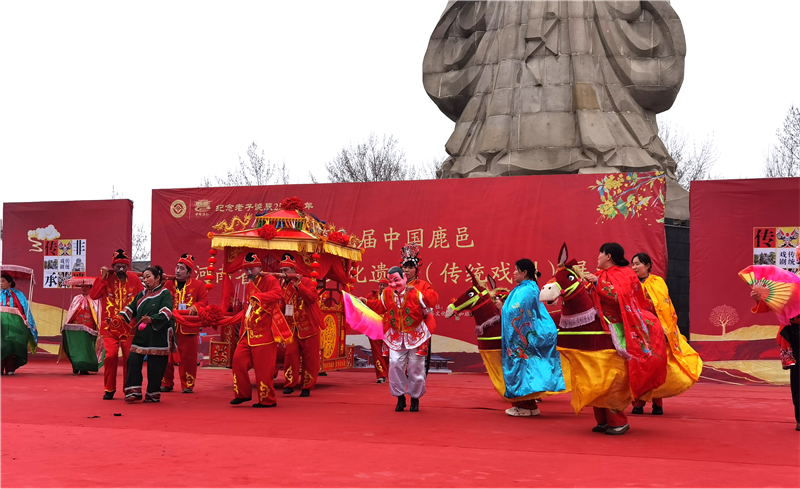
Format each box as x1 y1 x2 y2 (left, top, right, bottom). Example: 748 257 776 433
28 225 61 240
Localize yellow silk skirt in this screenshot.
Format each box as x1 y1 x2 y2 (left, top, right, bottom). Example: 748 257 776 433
558 347 633 414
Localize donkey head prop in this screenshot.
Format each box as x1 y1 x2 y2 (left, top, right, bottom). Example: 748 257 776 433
540 243 599 329
445 267 505 337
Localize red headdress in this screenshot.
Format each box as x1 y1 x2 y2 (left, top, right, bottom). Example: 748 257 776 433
111 249 131 266
399 242 421 268
243 252 262 268
378 277 389 286
178 253 195 270
280 253 296 269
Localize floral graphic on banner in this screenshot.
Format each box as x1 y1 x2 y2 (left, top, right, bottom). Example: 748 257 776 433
589 172 665 224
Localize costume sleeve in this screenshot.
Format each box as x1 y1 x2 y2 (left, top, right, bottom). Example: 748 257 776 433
751 301 771 314
296 277 320 305
89 273 110 300
420 281 439 307
373 290 388 316
193 280 209 309
120 293 139 322
252 276 281 306
366 292 381 313
149 290 174 331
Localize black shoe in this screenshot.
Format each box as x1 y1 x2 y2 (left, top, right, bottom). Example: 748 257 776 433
160 386 173 392
300 389 310 397
319 372 328 376
253 403 277 408
631 406 644 415
182 388 193 394
796 422 799 431
592 423 609 433
410 397 419 412
103 391 115 400
79 371 90 375
395 395 406 411
73 369 79 374
283 387 294 395
605 424 630 435
376 377 386 384
230 397 251 405
652 405 664 415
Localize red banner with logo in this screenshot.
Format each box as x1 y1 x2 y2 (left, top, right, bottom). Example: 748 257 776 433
2 200 133 353
690 178 800 384
152 173 666 350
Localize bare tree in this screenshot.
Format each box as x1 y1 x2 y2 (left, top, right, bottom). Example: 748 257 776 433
206 142 289 187
325 134 417 183
110 186 123 198
659 121 720 190
132 223 150 261
764 105 800 178
419 153 447 180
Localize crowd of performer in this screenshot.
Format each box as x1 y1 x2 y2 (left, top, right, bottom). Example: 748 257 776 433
2 241 797 433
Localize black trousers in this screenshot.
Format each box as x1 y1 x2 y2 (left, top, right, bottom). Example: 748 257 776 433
125 352 169 393
790 364 799 423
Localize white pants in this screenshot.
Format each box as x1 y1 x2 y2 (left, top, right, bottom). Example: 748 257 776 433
388 345 426 399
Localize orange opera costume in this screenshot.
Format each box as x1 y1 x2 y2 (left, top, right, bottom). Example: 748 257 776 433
230 253 293 408
89 249 144 399
162 254 209 393
279 254 325 397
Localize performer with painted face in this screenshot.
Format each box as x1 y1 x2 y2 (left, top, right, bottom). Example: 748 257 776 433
400 243 439 373
365 278 390 383
90 249 144 400
161 254 208 394
372 266 431 412
278 253 325 398
230 253 291 408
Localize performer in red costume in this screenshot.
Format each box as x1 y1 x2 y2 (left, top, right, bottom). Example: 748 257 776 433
365 278 390 383
90 249 144 400
230 253 291 408
400 243 438 373
161 254 208 394
279 254 325 397
372 266 431 412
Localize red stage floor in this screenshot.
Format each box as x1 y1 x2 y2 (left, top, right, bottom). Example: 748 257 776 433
2 358 798 488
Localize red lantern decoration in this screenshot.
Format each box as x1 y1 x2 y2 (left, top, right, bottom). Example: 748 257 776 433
209 257 217 264
312 253 321 260
207 265 215 272
205 282 214 290
310 262 320 269
350 268 357 276
209 249 217 255
310 271 319 278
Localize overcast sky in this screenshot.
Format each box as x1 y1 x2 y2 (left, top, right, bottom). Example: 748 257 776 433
2 0 799 242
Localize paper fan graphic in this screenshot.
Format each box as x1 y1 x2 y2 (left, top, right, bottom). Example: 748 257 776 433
342 292 384 340
738 265 800 324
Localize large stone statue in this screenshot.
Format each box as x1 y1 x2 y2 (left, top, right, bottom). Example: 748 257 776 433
423 1 689 218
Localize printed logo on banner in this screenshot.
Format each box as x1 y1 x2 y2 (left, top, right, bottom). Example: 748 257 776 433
753 227 798 273
170 199 187 219
194 200 211 214
43 239 87 288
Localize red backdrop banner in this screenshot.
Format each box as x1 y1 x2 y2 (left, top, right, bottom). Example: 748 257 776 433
2 199 134 353
690 178 800 384
152 173 666 349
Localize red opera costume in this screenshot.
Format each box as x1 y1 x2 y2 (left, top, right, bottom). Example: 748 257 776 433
162 277 208 391
89 250 143 395
232 272 291 407
281 273 325 393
